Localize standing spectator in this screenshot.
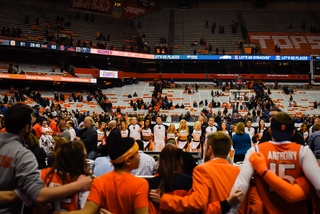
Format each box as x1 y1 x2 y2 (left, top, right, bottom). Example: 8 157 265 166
76 117 98 160
0 103 92 213
34 140 90 212
59 121 71 141
70 138 149 214
232 122 251 162
131 140 157 176
66 120 76 141
308 124 320 161
149 132 244 213
105 120 121 150
244 119 255 146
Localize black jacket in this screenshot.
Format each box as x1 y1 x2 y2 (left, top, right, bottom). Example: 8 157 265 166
78 126 98 153
105 128 121 148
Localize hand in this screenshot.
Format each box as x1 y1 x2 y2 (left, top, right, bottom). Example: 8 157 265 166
76 137 81 141
76 175 92 191
99 208 112 214
37 203 52 214
149 189 161 204
227 189 244 206
249 152 267 175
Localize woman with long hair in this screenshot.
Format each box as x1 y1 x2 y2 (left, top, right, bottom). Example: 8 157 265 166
298 123 309 143
120 121 129 138
147 144 192 195
191 121 202 151
177 119 189 150
141 119 153 150
35 140 90 212
166 124 177 139
232 122 251 163
47 137 68 167
257 119 266 140
97 122 106 147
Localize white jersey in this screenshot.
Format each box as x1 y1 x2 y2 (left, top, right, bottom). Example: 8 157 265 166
167 132 176 139
204 126 217 139
192 129 202 141
97 129 104 142
141 128 152 138
178 129 188 138
245 127 255 140
153 124 167 143
128 123 141 140
121 129 129 138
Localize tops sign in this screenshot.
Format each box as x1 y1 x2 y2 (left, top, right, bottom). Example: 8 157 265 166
249 32 320 56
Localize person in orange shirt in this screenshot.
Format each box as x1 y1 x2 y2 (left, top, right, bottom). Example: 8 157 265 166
33 118 43 138
249 152 320 214
228 112 320 214
34 140 90 213
48 115 57 135
149 132 244 214
55 137 149 214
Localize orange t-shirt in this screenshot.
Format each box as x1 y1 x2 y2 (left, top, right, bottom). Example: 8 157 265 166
160 158 244 214
87 171 149 213
256 142 308 214
33 123 43 138
0 128 5 132
49 120 57 135
33 168 89 213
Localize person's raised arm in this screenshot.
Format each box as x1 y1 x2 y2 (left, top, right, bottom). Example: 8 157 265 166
53 200 99 214
249 152 307 203
0 191 19 204
36 175 92 204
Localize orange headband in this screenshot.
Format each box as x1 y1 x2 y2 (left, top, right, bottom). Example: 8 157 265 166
110 142 139 164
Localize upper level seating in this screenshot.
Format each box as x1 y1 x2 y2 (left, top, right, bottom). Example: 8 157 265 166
173 9 243 55
242 10 318 33
0 0 47 42
132 9 171 54
132 9 243 55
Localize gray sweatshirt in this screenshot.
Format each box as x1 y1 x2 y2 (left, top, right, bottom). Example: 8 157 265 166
308 131 320 158
0 132 44 214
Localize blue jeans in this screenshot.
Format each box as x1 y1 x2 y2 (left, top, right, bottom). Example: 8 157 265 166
87 151 98 160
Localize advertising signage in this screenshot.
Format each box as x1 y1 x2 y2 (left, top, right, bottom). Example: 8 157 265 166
0 39 313 61
0 73 97 83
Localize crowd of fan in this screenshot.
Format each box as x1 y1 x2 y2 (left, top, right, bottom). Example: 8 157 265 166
0 82 320 213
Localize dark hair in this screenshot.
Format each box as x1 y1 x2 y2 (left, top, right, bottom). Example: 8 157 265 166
136 140 143 151
312 124 320 132
165 138 177 145
45 140 88 185
157 144 183 195
109 137 135 168
100 144 109 157
270 108 281 113
206 131 231 158
5 103 33 134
